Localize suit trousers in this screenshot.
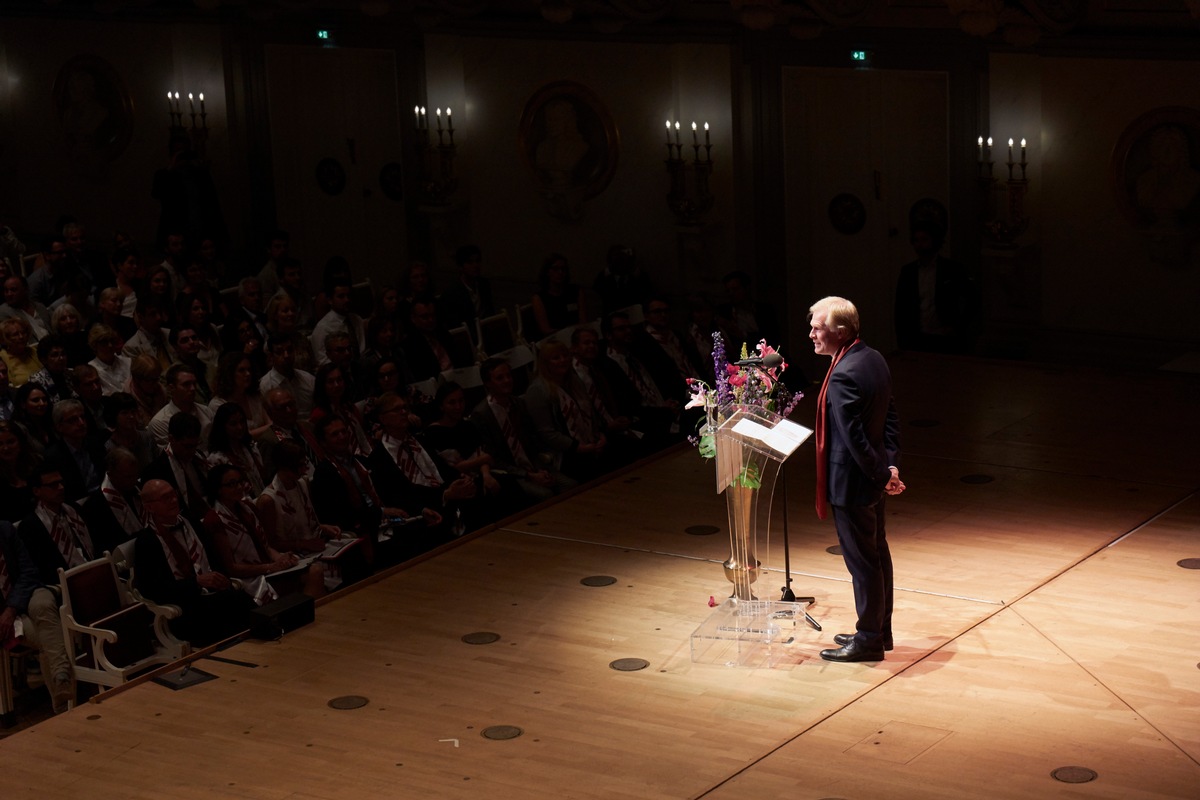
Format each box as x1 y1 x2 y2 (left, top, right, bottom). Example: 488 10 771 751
832 499 893 648
20 587 73 683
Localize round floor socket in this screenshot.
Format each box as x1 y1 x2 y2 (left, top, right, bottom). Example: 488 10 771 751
826 545 842 556
580 576 617 586
481 725 523 740
609 658 650 671
328 696 369 710
1051 766 1098 784
461 632 501 645
1177 558 1200 569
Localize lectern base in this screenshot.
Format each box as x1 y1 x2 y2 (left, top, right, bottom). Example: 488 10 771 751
690 598 803 668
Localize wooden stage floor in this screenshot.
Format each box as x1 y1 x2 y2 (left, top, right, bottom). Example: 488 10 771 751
4 352 1199 799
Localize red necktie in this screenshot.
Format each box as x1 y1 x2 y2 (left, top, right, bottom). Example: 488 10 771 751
814 339 859 520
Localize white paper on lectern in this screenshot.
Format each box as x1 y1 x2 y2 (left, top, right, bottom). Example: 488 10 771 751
730 417 812 457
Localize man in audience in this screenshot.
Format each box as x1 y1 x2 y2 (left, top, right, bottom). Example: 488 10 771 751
322 331 365 402
149 363 214 448
439 244 494 334
18 467 96 587
255 387 322 482
71 363 109 435
274 257 310 326
122 297 174 373
142 412 212 531
366 391 474 541
227 277 269 343
27 234 69 307
470 357 574 503
0 218 27 274
0 275 51 341
641 297 703 385
260 335 315 416
80 447 147 555
596 311 679 442
169 325 213 404
135 479 253 647
311 277 365 365
42 399 104 503
1 520 74 713
62 222 103 290
405 298 454 381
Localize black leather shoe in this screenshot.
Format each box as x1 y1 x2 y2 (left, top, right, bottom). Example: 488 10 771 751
820 640 885 663
834 633 893 651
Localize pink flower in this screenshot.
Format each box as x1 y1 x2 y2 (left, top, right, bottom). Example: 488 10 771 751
729 374 747 387
725 363 741 376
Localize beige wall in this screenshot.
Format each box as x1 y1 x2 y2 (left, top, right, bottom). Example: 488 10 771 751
990 52 1200 342
0 17 235 257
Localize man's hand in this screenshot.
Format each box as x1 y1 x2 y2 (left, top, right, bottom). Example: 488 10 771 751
885 466 906 496
197 571 231 591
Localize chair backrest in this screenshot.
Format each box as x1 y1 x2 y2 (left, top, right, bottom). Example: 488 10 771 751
60 558 125 627
446 325 478 368
477 311 515 356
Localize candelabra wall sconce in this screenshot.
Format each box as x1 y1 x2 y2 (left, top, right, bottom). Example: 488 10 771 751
167 90 208 157
665 120 714 227
977 134 1030 247
414 105 458 207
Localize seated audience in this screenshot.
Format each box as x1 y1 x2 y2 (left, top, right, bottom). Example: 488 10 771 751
523 340 609 481
265 292 316 374
19 466 96 587
122 297 174 374
254 387 322 483
168 325 214 405
311 276 366 366
128 354 168 430
28 334 74 404
91 286 138 346
87 323 132 396
12 382 54 457
207 401 268 497
209 352 271 438
42 399 104 503
142 412 212 531
149 363 214 449
49 304 91 367
439 244 494 335
0 419 38 520
0 274 51 340
310 362 371 455
256 440 338 556
204 464 324 601
175 291 222 376
0 520 74 713
531 252 587 338
103 391 157 465
72 363 110 436
80 447 147 555
260 335 316 417
1 317 41 387
135 479 253 647
405 297 455 382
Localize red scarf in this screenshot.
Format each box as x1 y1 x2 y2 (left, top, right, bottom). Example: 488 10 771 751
814 338 859 520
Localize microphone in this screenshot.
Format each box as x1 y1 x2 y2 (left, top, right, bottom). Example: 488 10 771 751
734 352 784 369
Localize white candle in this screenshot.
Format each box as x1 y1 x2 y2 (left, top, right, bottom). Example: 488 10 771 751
977 135 983 162
674 121 680 145
188 92 195 113
167 91 173 113
414 106 420 127
420 106 426 129
198 93 205 113
704 122 710 145
436 108 442 131
1007 137 1014 162
665 120 671 145
691 121 698 146
1020 137 1027 164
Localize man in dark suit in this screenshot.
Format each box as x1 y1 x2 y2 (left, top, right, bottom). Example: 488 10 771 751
809 296 905 663
41 399 104 503
142 412 212 534
18 467 97 588
894 221 978 354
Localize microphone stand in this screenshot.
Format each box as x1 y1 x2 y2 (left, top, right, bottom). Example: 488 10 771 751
778 464 821 631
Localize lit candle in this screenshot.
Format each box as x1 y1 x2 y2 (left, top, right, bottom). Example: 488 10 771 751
986 136 993 160
198 93 205 113
674 121 680 146
420 106 426 129
665 120 671 145
691 121 698 146
167 91 173 113
1020 137 1027 164
1006 137 1013 162
414 106 420 128
436 108 443 131
446 107 452 130
977 135 983 162
174 91 180 112
188 93 195 113
704 122 710 145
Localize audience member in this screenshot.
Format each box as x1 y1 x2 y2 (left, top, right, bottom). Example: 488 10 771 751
311 276 366 365
42 399 104 502
168 325 214 405
265 292 316 373
29 335 75 403
0 358 12 420
439 244 494 334
255 387 322 483
260 335 316 417
92 286 138 345
79 447 147 555
144 263 178 328
1 317 42 387
135 478 253 647
523 340 608 481
894 220 978 354
256 440 337 556
87 324 131 396
0 275 51 341
72 363 109 436
209 352 271 438
0 520 74 713
405 297 454 381
593 244 653 315
310 362 371 455
273 257 311 328
108 247 141 318
148 363 214 449
207 402 268 497
531 252 587 337
142 411 212 531
641 297 703 385
102 391 156 465
128 354 167 429
176 291 222 372
0 419 38 519
204 463 324 601
717 269 781 352
122 296 174 373
256 229 289 299
26 235 68 307
19 466 96 587
49 304 91 366
12 382 54 457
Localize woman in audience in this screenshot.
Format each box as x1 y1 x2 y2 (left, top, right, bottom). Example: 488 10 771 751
176 292 222 375
265 292 316 373
360 314 406 384
28 335 74 404
50 304 92 366
221 317 268 378
92 286 138 344
209 351 271 437
103 390 157 465
204 463 324 599
11 382 54 457
310 362 371 455
145 263 178 328
0 317 41 388
109 247 141 317
128 353 167 429
356 357 402 443
0 419 39 520
87 324 132 396
522 339 607 481
255 440 334 556
207 401 268 496
530 252 587 338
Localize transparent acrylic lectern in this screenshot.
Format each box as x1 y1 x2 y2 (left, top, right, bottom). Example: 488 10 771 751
689 404 811 667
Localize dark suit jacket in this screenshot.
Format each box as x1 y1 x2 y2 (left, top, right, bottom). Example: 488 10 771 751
364 439 449 514
824 341 900 508
894 255 977 353
42 438 105 504
142 452 213 533
18 505 95 587
1 520 42 615
468 396 543 475
310 457 382 534
78 489 140 557
402 330 456 382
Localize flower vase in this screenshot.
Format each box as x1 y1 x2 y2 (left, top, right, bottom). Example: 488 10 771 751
723 480 760 601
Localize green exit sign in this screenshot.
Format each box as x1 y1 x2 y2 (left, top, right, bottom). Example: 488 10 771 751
317 30 330 40
851 50 873 67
